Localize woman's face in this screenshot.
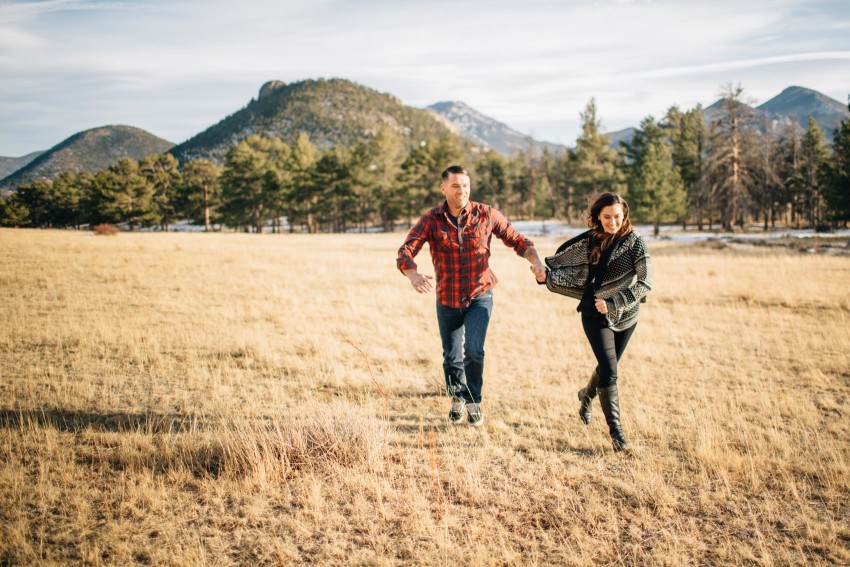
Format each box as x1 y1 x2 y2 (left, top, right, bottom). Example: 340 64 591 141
598 203 625 234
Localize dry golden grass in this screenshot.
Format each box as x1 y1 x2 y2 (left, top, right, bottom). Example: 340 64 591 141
0 227 848 566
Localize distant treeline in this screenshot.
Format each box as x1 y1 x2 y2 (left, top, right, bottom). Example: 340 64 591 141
3 86 849 233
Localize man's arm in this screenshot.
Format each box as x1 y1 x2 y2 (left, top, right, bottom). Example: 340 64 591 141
525 247 547 281
397 215 435 293
490 208 546 280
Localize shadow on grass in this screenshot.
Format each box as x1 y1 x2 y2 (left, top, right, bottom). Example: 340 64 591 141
0 407 207 433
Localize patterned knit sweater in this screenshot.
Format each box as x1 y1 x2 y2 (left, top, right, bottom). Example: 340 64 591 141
544 230 652 331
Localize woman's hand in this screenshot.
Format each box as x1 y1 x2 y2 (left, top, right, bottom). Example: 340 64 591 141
594 298 608 314
531 263 547 282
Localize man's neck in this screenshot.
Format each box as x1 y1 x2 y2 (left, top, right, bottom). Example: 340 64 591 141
445 202 465 217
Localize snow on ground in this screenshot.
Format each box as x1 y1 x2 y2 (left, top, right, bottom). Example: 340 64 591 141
510 220 850 244
146 219 849 246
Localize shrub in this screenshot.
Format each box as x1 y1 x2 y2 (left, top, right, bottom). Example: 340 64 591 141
93 223 120 236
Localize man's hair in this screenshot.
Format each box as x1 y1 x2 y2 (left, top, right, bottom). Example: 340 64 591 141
441 165 470 180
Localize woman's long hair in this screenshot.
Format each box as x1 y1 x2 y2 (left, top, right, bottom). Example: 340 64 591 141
587 192 633 265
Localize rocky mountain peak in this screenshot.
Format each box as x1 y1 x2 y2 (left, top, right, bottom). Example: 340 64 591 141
258 80 287 99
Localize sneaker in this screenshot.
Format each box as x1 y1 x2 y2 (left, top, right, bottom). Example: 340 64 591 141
448 397 466 423
467 403 484 427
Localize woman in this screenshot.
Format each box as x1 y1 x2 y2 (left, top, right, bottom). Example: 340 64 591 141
537 193 651 452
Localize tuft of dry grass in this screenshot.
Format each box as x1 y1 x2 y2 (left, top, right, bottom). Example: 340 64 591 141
0 228 848 565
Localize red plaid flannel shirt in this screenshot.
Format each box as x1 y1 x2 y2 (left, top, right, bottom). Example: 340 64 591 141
397 201 534 308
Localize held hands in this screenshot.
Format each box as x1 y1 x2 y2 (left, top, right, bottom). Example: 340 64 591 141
406 270 434 294
530 262 547 283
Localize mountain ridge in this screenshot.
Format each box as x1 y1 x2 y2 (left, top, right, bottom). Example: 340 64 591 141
2 82 847 189
426 101 568 155
0 151 45 180
170 78 460 163
0 125 174 189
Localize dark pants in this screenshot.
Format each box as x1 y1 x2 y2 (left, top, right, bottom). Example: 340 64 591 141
581 314 637 389
436 291 493 404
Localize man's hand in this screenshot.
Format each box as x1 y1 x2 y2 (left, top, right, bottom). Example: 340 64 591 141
530 262 546 282
524 247 546 283
404 269 434 293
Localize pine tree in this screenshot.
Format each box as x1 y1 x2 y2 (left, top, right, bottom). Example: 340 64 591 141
220 135 289 233
823 99 850 226
51 171 89 229
139 153 182 231
14 180 53 227
311 149 355 232
799 117 830 229
90 159 155 230
472 150 509 212
776 122 805 228
0 194 31 227
570 99 625 215
368 126 404 232
179 158 222 231
664 105 706 229
285 132 319 233
624 116 687 236
750 124 784 230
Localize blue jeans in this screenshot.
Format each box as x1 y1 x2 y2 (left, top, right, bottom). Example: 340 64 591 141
436 291 494 404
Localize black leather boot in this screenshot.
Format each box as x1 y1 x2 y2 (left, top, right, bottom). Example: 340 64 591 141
598 385 629 452
577 370 600 425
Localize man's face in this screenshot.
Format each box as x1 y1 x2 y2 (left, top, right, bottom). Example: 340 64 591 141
440 173 471 212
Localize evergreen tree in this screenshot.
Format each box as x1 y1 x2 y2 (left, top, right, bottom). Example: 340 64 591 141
311 149 355 232
570 99 625 214
52 171 89 229
220 135 289 233
179 158 223 231
85 159 155 229
624 116 687 236
0 194 30 227
139 153 182 231
285 132 319 232
546 150 576 221
368 126 404 232
348 141 379 231
664 105 706 229
472 150 510 211
397 134 466 227
799 117 830 229
823 99 850 225
14 180 53 227
750 123 784 230
776 122 805 228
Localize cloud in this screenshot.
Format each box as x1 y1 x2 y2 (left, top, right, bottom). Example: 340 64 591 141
1 0 849 154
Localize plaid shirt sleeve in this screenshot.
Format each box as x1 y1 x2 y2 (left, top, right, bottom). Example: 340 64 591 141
491 208 534 258
397 213 430 273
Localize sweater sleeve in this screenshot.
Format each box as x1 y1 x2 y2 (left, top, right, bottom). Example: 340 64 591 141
608 235 652 312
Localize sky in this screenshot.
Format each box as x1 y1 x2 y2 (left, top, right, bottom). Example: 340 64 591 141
1 0 849 157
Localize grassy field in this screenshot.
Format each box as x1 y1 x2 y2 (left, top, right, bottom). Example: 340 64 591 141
0 228 848 566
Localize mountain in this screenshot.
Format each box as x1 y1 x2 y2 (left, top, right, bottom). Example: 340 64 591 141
699 86 847 139
604 127 636 149
607 86 849 148
427 101 568 155
0 151 45 180
0 126 174 189
171 78 459 163
757 86 850 138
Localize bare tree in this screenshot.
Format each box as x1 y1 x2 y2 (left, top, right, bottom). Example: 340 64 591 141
704 83 758 231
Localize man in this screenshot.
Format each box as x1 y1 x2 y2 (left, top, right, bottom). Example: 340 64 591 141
397 165 546 426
